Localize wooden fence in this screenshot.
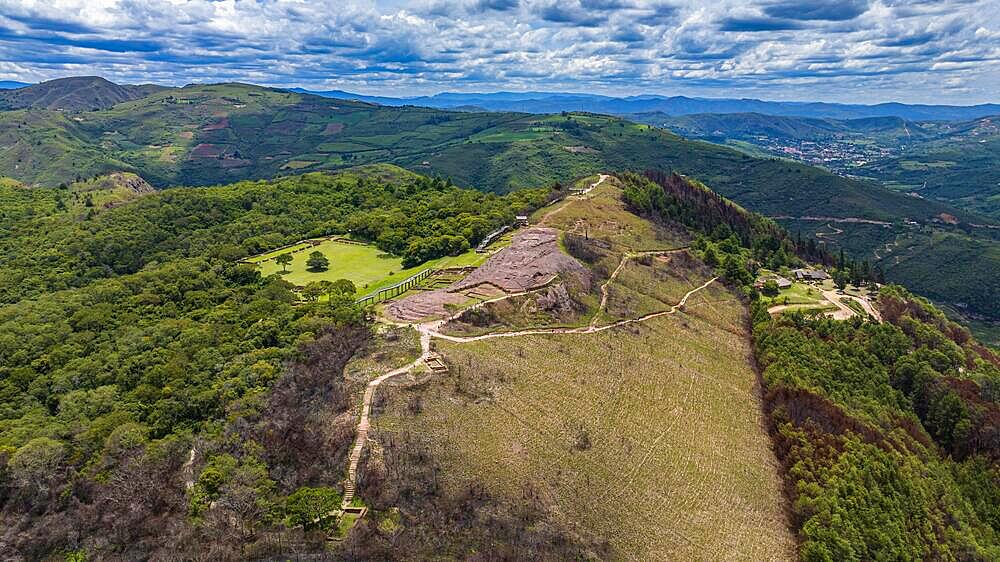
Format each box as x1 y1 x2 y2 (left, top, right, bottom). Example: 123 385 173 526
476 225 510 253
355 268 433 307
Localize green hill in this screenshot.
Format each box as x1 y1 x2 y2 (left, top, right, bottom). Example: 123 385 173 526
0 82 970 223
2 80 999 325
2 166 996 560
0 76 164 111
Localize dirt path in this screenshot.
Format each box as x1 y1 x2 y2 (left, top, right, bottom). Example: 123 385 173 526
767 215 892 226
592 248 688 328
821 289 859 321
340 272 718 506
815 222 844 240
579 173 610 196
539 173 609 225
840 293 882 321
341 329 432 509
424 276 717 343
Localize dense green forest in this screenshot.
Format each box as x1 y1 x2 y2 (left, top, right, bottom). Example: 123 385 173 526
0 164 547 305
0 165 553 558
754 289 1000 560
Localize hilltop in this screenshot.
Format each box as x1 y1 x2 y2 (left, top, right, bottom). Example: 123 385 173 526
1 167 996 560
0 76 165 111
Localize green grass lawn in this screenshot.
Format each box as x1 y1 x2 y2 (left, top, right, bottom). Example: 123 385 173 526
253 238 492 295
758 273 828 308
244 242 311 263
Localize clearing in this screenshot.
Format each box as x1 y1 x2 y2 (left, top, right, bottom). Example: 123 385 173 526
251 237 488 294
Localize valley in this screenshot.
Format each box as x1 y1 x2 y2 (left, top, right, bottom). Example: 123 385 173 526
3 78 999 335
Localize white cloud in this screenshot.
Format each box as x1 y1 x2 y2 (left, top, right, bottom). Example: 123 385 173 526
0 0 996 103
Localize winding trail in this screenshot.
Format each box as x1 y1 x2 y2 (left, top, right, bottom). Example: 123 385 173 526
339 267 717 508
592 248 688 328
815 222 844 240
539 173 609 225
423 276 717 343
342 329 432 508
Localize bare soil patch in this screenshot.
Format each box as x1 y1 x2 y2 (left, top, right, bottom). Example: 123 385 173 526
201 117 230 131
324 122 345 135
385 228 589 322
190 143 226 158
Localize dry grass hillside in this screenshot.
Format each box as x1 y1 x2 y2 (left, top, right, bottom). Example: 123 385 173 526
361 180 795 560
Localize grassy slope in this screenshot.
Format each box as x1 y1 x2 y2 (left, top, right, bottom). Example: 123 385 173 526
370 184 795 559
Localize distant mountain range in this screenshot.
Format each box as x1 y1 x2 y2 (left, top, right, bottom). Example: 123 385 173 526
4 78 996 120
291 88 1000 121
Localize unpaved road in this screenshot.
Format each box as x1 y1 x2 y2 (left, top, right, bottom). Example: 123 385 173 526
767 289 881 322
821 289 857 320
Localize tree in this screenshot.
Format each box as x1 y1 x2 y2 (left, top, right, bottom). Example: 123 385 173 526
275 253 293 272
762 279 780 297
9 437 65 496
284 486 341 530
331 278 356 296
306 251 329 272
833 270 849 291
302 282 324 302
721 253 752 286
703 246 720 267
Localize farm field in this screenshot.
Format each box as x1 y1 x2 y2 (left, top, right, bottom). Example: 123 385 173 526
253 237 493 293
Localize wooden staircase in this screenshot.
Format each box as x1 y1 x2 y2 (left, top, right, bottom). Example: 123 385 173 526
342 418 368 509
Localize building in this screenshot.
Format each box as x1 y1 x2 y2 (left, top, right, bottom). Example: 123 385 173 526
792 268 830 281
755 275 792 289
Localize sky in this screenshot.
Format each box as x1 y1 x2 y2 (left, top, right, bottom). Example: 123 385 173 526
0 0 998 104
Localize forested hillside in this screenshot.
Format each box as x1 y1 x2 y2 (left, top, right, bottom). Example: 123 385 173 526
0 165 553 558
621 172 1000 560
755 289 1000 560
0 165 545 305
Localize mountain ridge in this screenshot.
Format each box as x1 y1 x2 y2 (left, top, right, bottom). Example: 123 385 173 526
0 76 170 111
294 87 1000 121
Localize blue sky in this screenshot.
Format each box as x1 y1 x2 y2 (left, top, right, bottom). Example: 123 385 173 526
0 0 998 104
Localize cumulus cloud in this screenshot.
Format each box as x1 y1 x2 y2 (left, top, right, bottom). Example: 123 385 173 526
0 0 996 103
